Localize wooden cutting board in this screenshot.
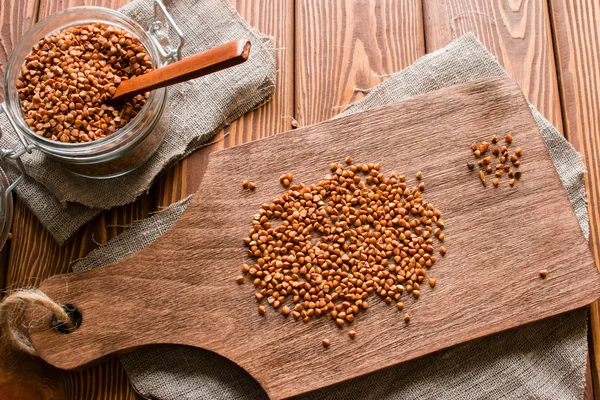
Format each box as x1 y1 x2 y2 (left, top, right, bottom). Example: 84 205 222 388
28 77 599 399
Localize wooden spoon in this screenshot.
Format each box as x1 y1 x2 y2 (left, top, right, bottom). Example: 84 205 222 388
111 39 251 102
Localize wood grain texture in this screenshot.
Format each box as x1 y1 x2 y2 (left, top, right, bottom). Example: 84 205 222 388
549 0 600 396
295 0 424 126
1 2 143 400
422 0 564 135
0 0 34 314
29 78 600 399
423 2 598 398
0 343 138 400
37 0 131 15
585 354 594 400
4 2 596 399
6 195 153 289
0 0 38 291
2 1 293 398
0 245 7 298
0 0 39 103
153 0 295 206
1 197 150 400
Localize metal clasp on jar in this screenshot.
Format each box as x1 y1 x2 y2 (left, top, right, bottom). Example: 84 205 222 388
0 103 35 218
147 0 185 64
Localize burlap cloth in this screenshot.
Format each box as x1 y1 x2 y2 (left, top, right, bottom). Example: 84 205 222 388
0 0 276 245
72 34 590 399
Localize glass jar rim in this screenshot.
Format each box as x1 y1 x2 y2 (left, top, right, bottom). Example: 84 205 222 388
3 6 166 156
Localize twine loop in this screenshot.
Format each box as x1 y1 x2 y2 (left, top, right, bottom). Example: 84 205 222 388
0 288 72 356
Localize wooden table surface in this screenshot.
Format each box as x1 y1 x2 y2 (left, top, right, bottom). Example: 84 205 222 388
0 1 598 399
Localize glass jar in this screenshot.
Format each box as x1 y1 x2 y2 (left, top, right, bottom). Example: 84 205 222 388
1 0 184 178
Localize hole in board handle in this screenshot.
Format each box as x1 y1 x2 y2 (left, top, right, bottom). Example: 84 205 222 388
52 304 82 334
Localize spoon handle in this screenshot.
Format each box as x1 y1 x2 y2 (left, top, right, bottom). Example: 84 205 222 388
111 39 251 101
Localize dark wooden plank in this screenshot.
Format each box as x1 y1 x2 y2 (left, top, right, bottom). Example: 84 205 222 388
422 0 564 135
295 0 425 126
2 199 150 400
585 353 594 400
0 345 135 400
588 302 600 398
0 3 51 400
38 0 131 15
0 0 39 103
0 246 7 298
549 1 600 397
153 0 295 207
6 196 153 288
32 78 600 400
0 341 65 399
0 0 39 291
1 2 144 399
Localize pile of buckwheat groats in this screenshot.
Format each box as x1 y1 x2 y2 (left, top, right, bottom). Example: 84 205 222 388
238 159 446 343
467 135 523 187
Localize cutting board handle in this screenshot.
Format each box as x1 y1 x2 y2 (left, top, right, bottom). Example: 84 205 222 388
26 241 245 372
28 268 164 368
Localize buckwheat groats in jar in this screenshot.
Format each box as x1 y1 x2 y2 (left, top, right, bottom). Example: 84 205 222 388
17 23 154 143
